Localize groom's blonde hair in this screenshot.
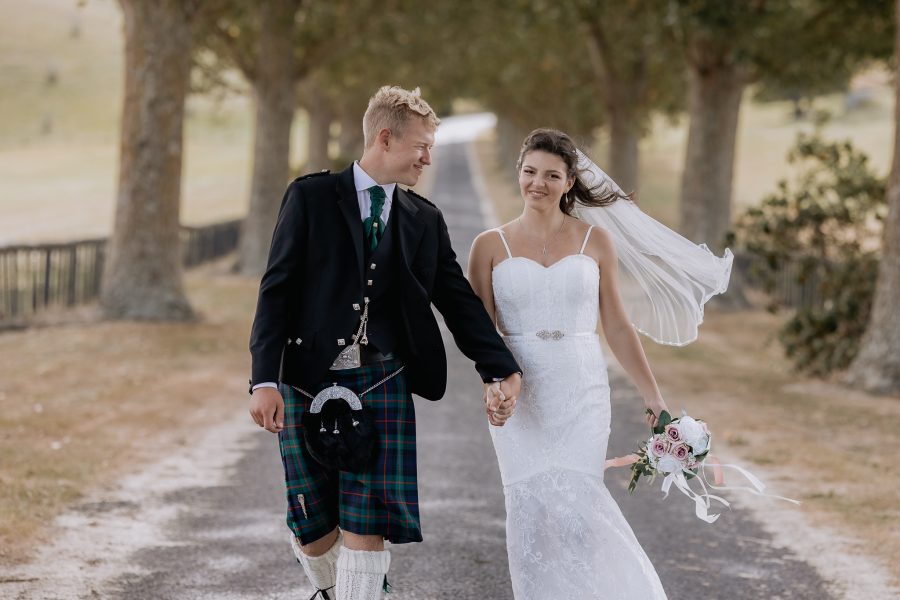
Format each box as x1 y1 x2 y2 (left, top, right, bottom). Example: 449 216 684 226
363 85 440 148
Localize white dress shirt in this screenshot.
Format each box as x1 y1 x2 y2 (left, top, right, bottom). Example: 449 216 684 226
353 161 396 225
252 163 397 392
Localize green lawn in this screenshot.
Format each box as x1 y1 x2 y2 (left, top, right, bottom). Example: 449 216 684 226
0 0 306 244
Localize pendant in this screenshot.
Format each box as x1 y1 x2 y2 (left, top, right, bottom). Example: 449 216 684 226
330 343 361 370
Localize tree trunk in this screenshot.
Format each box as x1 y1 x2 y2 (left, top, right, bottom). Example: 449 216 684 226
581 18 646 196
606 104 640 197
496 115 529 186
101 0 193 320
678 57 746 251
237 0 297 277
305 84 334 173
845 0 900 395
337 109 364 163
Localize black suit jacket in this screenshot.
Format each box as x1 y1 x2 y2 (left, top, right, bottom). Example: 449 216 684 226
249 164 520 400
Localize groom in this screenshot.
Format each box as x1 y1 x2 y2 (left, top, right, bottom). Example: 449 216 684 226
248 85 522 599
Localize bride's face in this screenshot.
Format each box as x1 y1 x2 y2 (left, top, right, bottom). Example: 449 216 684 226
518 150 573 209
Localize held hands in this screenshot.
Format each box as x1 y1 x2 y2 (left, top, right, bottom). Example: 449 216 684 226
484 372 522 427
643 396 669 429
250 387 285 434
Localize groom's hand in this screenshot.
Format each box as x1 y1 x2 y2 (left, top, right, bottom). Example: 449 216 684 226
484 383 511 426
498 372 521 412
250 387 284 434
485 373 521 426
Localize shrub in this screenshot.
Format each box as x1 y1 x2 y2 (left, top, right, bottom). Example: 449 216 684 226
730 128 886 375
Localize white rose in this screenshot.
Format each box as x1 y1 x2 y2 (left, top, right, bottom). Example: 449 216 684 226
678 416 706 448
692 433 710 455
657 455 681 474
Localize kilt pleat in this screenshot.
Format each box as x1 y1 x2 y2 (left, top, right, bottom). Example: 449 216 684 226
278 359 422 545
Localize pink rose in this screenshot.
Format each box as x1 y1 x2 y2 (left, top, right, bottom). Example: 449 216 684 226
651 438 670 457
665 424 682 443
671 443 690 461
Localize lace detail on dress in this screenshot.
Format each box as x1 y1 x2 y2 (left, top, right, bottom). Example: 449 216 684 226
504 471 666 599
490 251 667 599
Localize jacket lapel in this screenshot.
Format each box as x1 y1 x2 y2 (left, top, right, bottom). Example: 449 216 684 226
335 165 364 278
394 187 426 268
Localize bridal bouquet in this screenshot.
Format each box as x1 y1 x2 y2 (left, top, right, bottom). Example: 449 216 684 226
628 410 710 493
612 410 799 523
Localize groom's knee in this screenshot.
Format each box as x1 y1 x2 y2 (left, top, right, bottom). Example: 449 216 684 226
342 531 385 552
298 526 341 557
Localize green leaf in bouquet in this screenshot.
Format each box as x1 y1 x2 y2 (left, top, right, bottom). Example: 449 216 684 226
628 466 641 493
628 455 651 493
651 409 672 435
658 410 672 427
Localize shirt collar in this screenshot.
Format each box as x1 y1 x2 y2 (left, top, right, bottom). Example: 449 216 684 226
353 162 397 199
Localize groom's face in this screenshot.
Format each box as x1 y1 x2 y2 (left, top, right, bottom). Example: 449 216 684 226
384 117 435 186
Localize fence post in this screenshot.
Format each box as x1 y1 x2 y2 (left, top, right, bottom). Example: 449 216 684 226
66 245 77 306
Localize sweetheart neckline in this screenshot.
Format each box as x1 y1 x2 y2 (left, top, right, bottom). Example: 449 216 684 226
492 253 599 272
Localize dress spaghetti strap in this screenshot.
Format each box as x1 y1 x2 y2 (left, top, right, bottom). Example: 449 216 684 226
496 228 513 259
579 225 594 254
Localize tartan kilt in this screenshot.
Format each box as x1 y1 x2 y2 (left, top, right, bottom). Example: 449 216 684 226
278 359 421 545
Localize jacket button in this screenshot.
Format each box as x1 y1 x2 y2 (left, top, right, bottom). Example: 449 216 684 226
353 303 361 311
367 279 373 286
337 339 346 346
370 263 376 270
296 338 302 345
286 338 292 345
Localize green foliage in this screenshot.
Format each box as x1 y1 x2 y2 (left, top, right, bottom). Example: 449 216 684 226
753 0 894 105
628 451 653 494
669 0 894 108
731 127 887 375
192 0 379 88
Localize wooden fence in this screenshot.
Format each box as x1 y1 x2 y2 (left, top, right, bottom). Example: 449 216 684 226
0 219 241 324
735 252 824 309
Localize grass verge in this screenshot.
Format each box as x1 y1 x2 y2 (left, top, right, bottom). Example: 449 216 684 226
0 263 257 565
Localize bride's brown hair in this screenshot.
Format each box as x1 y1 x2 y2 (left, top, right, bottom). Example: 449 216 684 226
515 128 629 215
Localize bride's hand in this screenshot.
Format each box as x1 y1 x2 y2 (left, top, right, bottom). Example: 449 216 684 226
484 383 512 426
643 397 669 428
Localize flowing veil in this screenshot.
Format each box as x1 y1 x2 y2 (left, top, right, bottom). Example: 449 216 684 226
573 150 733 346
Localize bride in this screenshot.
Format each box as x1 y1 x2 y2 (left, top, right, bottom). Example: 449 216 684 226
467 128 732 599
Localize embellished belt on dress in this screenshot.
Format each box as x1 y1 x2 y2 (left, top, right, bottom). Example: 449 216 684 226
501 329 598 340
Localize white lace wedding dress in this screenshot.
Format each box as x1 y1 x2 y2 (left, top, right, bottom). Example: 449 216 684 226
490 227 667 599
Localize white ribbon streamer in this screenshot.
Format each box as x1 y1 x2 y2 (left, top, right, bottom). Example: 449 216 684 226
701 461 802 506
661 469 730 523
658 460 800 523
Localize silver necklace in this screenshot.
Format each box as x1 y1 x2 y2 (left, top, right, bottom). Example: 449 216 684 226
518 214 568 257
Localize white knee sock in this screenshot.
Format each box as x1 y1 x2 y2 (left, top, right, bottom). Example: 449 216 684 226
291 530 342 597
335 547 391 600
